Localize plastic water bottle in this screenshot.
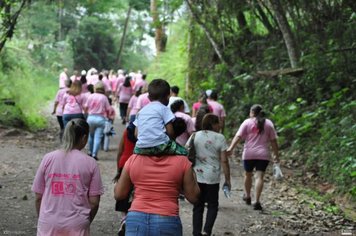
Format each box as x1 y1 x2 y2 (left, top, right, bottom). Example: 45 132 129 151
223 183 231 198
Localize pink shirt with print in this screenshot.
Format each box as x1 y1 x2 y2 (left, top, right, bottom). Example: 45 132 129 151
62 93 85 115
124 154 191 216
237 118 277 161
117 84 133 103
135 92 150 111
175 111 195 146
32 149 104 236
54 88 68 116
85 93 111 117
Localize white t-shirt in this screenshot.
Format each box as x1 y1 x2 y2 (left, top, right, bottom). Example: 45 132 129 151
187 130 228 184
134 101 175 148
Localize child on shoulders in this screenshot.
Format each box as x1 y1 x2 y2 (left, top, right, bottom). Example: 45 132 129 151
133 79 187 156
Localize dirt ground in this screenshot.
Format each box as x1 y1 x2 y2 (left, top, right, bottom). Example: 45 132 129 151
0 110 354 236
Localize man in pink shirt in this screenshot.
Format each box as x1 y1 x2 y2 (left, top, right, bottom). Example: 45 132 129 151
207 90 226 133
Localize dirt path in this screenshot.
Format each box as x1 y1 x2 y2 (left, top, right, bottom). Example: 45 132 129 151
0 111 354 236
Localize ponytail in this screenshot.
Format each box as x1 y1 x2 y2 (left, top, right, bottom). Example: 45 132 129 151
63 118 89 152
251 104 266 134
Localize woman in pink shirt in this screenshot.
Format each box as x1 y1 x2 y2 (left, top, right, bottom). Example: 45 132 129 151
227 104 280 210
116 76 133 124
85 82 112 160
62 80 85 127
52 79 72 142
192 91 213 117
32 119 104 236
126 87 142 123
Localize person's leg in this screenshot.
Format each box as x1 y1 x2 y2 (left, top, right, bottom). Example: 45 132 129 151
62 114 70 128
103 134 110 151
149 213 182 236
122 103 128 122
254 160 269 206
243 160 254 203
255 171 265 203
125 211 148 236
193 183 206 236
86 115 97 156
203 184 219 236
119 103 125 120
92 116 105 158
57 116 64 142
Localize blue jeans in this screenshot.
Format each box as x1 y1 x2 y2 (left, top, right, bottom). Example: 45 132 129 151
87 115 106 157
126 211 182 236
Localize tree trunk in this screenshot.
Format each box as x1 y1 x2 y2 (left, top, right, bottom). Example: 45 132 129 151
150 0 166 54
117 6 132 66
0 0 27 54
268 0 299 68
185 0 235 77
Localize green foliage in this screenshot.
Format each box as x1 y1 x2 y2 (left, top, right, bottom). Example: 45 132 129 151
0 43 57 130
71 15 118 70
147 19 188 96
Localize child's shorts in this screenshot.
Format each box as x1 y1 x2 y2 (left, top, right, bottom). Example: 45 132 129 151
134 140 188 156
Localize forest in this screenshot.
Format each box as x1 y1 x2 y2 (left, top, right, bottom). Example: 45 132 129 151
0 0 355 210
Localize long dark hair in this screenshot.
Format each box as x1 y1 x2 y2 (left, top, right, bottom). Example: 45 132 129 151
123 76 131 87
195 105 211 131
251 104 266 134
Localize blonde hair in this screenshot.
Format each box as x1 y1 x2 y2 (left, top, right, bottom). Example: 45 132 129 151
63 118 89 152
68 80 82 96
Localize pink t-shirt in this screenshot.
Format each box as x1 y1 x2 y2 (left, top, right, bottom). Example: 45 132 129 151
237 118 277 160
207 100 226 118
59 72 68 88
32 149 104 235
85 93 111 117
54 88 68 116
102 77 112 92
117 85 133 103
192 102 213 113
70 75 80 82
111 75 125 92
135 93 150 111
133 80 147 92
62 93 85 115
175 111 195 146
128 95 139 116
124 154 191 216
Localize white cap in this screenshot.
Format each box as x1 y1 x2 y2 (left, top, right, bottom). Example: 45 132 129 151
81 70 86 75
206 89 213 97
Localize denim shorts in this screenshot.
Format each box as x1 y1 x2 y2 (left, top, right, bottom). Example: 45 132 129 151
125 211 182 236
243 159 270 172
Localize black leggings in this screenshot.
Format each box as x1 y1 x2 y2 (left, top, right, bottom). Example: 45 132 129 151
56 116 64 130
193 183 219 236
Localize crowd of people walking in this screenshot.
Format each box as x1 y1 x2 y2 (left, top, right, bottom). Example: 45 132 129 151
32 67 280 236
